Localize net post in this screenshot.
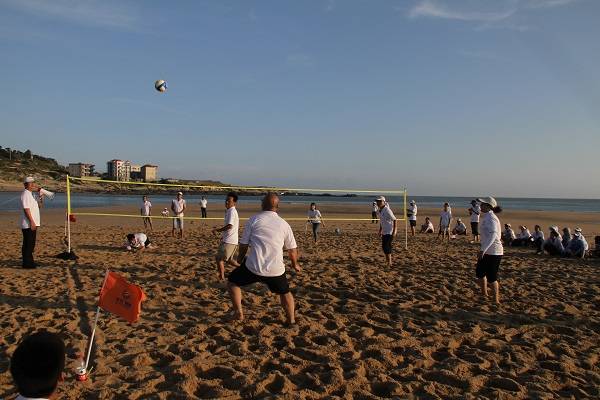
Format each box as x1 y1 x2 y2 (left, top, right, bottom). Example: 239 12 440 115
404 187 408 251
66 175 71 253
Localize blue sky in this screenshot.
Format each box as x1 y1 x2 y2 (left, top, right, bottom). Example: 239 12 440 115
1 0 599 197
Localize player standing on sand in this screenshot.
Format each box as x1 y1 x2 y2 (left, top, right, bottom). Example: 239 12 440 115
141 195 153 231
212 192 240 281
475 196 504 305
376 196 397 267
227 193 301 324
171 192 186 239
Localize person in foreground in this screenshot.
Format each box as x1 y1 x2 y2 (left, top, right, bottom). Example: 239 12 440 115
212 192 240 281
376 196 397 266
125 233 153 251
475 197 504 305
10 331 65 400
228 193 301 324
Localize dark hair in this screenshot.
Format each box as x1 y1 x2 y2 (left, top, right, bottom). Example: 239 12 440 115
492 206 502 214
310 202 316 207
126 234 135 241
226 192 238 202
10 331 65 398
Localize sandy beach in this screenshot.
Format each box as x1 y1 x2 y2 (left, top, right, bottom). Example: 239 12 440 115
1 203 599 399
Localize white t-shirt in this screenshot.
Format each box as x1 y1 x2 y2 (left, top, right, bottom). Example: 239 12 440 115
200 199 208 208
171 199 186 216
480 211 504 256
518 229 531 240
440 210 452 227
469 204 481 223
371 204 378 213
129 233 148 248
240 211 297 277
424 221 435 232
408 204 417 221
378 205 397 235
161 209 169 217
532 231 544 241
141 200 152 216
20 189 40 229
455 222 467 233
222 207 239 245
307 209 322 223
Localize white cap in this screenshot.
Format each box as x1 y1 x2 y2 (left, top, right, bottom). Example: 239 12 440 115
177 191 183 196
375 196 386 202
574 227 582 233
476 196 497 208
410 200 415 205
550 226 559 234
24 176 35 183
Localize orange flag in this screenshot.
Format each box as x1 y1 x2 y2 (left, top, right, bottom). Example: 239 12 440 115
98 271 146 323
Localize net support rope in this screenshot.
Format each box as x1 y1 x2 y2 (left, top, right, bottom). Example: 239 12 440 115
65 176 409 251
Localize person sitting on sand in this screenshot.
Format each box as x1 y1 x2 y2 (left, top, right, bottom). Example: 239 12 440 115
565 228 587 258
228 193 300 324
438 202 452 241
212 192 240 281
420 217 435 233
307 203 325 243
407 200 417 236
451 218 467 236
161 208 169 217
125 233 153 251
512 225 532 247
532 225 545 254
562 227 572 248
501 224 516 246
475 197 504 305
543 226 565 256
10 331 65 400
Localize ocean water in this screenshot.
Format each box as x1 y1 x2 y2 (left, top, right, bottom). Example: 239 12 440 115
1 192 599 213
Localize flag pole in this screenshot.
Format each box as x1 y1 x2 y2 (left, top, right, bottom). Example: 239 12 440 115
85 306 101 370
66 175 71 253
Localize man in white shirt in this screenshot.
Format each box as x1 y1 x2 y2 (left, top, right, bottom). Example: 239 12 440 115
228 193 301 324
212 192 240 281
376 196 397 267
371 202 379 224
125 232 153 252
438 202 452 242
10 331 65 400
20 177 42 269
468 200 481 243
452 218 467 236
140 195 153 231
171 192 186 239
200 196 208 218
408 200 417 236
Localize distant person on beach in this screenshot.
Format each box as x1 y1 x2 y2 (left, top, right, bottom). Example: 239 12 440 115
502 224 516 246
565 228 588 258
307 203 324 243
532 225 545 254
10 331 65 400
161 208 169 217
212 192 240 281
420 217 435 233
408 200 417 236
140 195 153 231
371 202 378 224
451 218 467 236
171 192 186 239
475 197 504 305
438 202 452 241
543 226 565 256
20 177 43 269
376 196 397 266
561 227 572 248
125 233 153 251
468 200 481 243
228 193 300 324
512 225 532 246
200 196 208 218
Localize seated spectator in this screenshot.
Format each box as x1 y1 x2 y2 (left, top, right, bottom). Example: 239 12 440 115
501 224 516 246
125 233 153 251
562 227 572 248
512 225 532 246
420 217 435 234
10 331 65 400
451 218 467 236
565 228 587 258
531 225 545 254
543 226 565 256
161 208 169 217
574 227 589 252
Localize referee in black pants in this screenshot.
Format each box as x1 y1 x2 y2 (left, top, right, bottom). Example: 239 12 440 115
20 177 41 269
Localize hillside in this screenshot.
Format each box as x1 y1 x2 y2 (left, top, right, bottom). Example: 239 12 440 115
0 146 68 191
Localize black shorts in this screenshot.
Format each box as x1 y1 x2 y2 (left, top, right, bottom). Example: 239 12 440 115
471 222 479 235
382 234 393 255
144 238 151 248
410 220 417 227
475 255 501 283
228 262 290 294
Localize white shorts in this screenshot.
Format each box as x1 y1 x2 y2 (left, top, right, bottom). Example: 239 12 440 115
173 216 184 229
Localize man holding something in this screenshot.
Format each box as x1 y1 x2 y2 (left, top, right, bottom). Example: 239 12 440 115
376 195 397 267
20 177 42 269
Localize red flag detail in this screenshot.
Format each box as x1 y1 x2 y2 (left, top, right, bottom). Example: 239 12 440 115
69 214 76 222
98 272 146 323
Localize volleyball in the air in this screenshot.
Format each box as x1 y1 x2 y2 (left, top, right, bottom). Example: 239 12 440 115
154 80 167 92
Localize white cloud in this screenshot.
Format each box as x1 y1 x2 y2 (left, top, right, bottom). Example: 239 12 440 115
1 0 139 30
408 0 516 22
525 0 578 8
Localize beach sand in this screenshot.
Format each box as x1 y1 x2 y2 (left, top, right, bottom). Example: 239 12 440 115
0 203 599 399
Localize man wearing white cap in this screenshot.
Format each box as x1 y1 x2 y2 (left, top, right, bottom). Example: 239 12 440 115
171 192 186 239
475 196 503 304
407 200 417 236
20 177 41 269
543 226 564 256
376 196 397 266
565 228 588 258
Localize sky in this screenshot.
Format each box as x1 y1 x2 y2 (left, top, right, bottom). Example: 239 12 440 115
1 0 599 198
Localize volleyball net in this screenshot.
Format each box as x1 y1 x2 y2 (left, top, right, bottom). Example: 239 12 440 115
65 175 408 251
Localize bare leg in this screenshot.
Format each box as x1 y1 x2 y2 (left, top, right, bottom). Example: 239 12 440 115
478 277 488 298
180 229 184 239
280 292 295 324
171 228 176 238
216 258 225 281
491 281 500 304
385 254 392 267
410 226 415 236
228 283 244 320
148 219 153 231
